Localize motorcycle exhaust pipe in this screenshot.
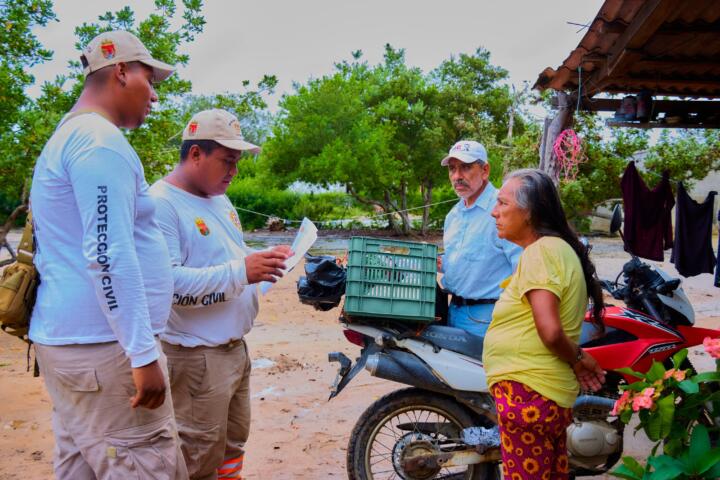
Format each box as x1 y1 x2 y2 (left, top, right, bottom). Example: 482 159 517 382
366 350 452 395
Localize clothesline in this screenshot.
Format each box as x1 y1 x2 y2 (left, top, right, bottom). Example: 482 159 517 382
232 198 459 226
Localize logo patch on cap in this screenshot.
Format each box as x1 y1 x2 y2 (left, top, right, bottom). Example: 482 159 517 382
453 142 470 152
100 40 116 60
195 217 210 236
188 121 198 136
230 120 242 136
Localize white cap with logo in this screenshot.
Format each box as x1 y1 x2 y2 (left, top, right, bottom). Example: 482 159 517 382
81 30 175 82
440 140 488 166
182 109 260 153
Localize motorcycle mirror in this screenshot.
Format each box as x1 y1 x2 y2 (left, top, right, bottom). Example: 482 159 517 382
610 204 623 235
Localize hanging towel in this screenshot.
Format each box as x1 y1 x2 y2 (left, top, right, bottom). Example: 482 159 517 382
670 183 717 277
620 161 675 261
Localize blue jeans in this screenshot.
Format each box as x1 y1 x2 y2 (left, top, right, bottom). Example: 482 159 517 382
448 303 494 338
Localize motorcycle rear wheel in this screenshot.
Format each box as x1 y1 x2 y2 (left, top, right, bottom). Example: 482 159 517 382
346 387 500 480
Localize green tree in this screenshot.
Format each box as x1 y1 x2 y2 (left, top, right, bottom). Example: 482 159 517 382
0 0 56 214
644 130 720 188
557 114 649 230
0 0 56 134
0 0 206 214
261 45 518 234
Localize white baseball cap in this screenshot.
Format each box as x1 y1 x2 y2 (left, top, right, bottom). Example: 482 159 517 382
81 30 175 82
182 109 260 153
440 140 488 166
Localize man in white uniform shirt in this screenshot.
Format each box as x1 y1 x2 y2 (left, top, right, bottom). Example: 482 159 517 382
150 109 291 480
30 30 187 479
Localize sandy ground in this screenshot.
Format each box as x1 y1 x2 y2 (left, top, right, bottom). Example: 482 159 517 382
0 233 718 479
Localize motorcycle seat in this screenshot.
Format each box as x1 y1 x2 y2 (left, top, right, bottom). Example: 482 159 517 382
417 325 484 360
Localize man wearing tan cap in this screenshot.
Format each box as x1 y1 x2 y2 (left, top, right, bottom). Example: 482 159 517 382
149 109 291 479
30 30 187 478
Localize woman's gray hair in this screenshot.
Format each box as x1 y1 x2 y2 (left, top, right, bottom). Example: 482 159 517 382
501 167 606 332
503 168 547 211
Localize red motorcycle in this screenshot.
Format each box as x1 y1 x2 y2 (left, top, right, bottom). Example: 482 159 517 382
327 205 719 479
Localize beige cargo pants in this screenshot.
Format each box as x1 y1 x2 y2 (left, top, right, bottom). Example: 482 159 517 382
35 340 188 480
163 339 251 480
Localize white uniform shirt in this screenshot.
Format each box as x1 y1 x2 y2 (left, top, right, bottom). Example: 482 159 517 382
149 180 258 347
29 113 173 367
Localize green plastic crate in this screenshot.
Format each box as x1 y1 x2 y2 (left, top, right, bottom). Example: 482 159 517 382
344 237 437 322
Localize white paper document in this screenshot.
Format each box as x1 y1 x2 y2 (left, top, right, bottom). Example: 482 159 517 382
260 217 318 295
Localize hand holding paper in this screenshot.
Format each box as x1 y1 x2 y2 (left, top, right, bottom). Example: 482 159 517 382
260 218 318 294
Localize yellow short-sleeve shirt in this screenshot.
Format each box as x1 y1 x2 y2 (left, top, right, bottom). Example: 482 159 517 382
483 235 587 408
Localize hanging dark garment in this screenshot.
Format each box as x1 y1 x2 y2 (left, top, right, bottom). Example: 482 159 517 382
670 183 717 277
620 161 675 261
716 210 720 288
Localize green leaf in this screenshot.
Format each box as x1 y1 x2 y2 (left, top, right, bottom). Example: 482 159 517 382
697 448 720 475
672 349 689 369
611 457 646 479
616 367 648 380
621 408 634 424
646 361 667 383
693 372 720 383
678 380 700 394
688 424 714 474
705 459 720 479
647 455 686 480
645 395 675 441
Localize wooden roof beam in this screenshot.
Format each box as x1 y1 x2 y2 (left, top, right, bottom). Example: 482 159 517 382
585 0 683 96
605 0 682 76
580 98 720 115
634 59 720 71
609 77 720 91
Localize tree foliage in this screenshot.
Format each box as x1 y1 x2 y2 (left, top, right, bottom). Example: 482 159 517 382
261 45 522 234
0 0 56 133
0 0 206 210
558 114 649 229
644 130 720 189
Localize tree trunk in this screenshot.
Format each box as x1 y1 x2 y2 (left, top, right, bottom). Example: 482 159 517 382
539 91 573 185
397 182 411 235
383 191 404 235
0 203 29 262
507 84 516 141
420 180 433 236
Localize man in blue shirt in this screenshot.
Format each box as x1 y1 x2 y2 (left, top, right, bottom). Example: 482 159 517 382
439 140 521 337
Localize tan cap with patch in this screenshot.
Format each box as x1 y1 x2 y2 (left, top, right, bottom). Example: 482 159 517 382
81 30 175 82
182 109 260 153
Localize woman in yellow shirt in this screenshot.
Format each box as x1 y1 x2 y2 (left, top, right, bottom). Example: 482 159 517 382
484 168 606 480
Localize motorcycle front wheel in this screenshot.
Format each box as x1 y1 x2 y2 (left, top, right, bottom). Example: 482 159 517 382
346 387 500 480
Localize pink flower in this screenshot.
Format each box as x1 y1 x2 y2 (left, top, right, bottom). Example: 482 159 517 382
632 394 654 412
631 388 655 412
704 337 720 359
663 368 687 382
611 390 632 416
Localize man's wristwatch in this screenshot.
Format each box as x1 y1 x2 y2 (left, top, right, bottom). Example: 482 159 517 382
571 347 584 366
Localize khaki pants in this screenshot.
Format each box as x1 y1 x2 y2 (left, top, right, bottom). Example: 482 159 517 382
35 340 188 480
163 339 251 480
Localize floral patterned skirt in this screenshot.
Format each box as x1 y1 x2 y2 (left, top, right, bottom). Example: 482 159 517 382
491 380 573 480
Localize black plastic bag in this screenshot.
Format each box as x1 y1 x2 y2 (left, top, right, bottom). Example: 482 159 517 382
297 255 346 311
305 254 345 288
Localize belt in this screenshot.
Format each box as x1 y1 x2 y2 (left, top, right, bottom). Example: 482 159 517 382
451 295 497 306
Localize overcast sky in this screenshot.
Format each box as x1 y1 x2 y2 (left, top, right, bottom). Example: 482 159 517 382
29 0 604 112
